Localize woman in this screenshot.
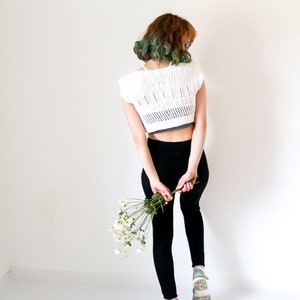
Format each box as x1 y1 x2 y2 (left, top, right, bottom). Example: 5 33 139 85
118 13 211 300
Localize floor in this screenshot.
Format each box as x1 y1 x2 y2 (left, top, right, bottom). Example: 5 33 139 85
0 271 299 300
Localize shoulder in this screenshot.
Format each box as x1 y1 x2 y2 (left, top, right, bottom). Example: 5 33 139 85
119 71 137 86
189 60 204 79
186 60 203 72
179 61 204 89
118 68 145 84
118 70 145 102
176 61 204 79
173 61 203 75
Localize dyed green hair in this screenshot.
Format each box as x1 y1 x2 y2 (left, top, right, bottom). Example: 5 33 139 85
133 13 197 65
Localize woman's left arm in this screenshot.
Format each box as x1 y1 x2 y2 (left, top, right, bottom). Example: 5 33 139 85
177 81 207 192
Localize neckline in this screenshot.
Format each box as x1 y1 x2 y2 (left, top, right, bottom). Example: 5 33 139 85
143 60 172 71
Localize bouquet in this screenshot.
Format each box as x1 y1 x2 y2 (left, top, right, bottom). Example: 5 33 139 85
110 176 198 256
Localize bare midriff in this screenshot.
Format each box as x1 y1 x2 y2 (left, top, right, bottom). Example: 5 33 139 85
148 124 194 142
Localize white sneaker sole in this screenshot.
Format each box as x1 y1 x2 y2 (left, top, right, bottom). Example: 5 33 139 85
192 277 211 300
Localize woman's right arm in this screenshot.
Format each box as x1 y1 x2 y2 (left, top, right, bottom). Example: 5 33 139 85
122 100 173 201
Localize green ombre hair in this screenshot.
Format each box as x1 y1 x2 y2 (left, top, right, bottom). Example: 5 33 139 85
133 13 197 65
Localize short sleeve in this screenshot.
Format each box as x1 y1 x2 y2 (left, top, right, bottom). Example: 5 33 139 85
194 62 204 90
118 75 134 103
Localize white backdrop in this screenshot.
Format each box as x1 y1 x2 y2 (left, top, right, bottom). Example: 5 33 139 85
0 0 300 296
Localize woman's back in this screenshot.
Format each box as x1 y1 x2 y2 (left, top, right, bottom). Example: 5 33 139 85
119 61 204 135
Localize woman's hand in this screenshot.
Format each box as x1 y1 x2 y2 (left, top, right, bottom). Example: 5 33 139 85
150 180 173 202
176 173 198 193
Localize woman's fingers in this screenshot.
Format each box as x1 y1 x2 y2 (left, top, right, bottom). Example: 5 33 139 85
161 191 173 202
178 181 194 193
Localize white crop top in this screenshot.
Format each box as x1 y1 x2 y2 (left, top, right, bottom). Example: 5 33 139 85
118 61 204 133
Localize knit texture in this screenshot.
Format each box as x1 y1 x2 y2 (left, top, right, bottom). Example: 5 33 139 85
119 62 204 133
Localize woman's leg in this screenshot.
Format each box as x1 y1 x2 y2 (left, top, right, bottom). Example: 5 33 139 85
179 151 209 267
140 138 185 299
180 152 211 299
142 169 178 299
153 202 177 299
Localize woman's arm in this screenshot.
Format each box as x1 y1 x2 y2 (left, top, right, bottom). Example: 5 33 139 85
122 100 173 201
177 81 207 192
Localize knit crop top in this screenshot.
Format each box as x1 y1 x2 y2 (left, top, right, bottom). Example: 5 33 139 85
118 61 204 134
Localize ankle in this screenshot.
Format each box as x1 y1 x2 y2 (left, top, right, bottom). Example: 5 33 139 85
194 265 205 271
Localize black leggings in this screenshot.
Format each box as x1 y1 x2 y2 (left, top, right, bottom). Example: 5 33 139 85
141 138 209 299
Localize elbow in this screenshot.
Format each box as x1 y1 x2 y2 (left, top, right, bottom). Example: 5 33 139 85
195 118 207 131
132 132 147 147
193 119 207 137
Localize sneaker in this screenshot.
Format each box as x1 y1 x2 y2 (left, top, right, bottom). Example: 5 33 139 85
192 269 211 300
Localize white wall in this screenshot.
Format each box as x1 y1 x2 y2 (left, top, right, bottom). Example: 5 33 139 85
0 0 299 296
0 197 9 278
